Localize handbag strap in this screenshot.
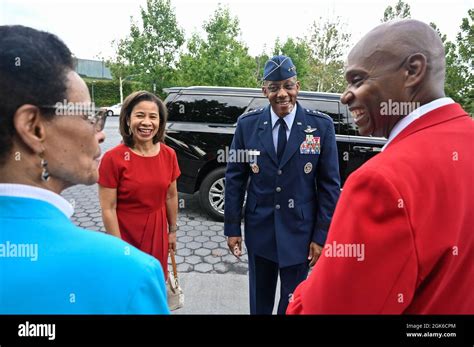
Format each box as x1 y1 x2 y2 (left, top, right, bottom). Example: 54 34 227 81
169 249 178 281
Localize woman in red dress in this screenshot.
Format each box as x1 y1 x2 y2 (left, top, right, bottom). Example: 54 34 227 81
98 91 180 277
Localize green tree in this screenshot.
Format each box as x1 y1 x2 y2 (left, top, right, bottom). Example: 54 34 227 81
455 9 474 115
431 10 473 115
254 48 269 85
381 0 411 22
108 0 184 97
176 6 256 87
273 37 312 89
84 79 144 107
307 17 351 93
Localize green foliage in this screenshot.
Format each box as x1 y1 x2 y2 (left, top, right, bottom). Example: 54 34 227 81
306 17 351 93
175 6 257 87
308 61 346 93
107 0 184 96
107 1 472 113
455 9 474 115
382 0 411 22
273 38 312 89
431 10 474 115
83 79 146 107
254 51 270 85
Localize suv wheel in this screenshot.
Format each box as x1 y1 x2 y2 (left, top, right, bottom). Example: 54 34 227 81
199 167 226 222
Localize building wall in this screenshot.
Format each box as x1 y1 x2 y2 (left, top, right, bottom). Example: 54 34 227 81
74 58 112 80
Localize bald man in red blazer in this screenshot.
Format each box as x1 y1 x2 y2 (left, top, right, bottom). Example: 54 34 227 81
287 19 474 314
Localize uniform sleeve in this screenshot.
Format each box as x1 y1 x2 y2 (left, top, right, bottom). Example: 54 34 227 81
224 118 250 237
287 168 418 314
126 258 170 314
313 120 340 245
170 149 181 182
98 151 119 188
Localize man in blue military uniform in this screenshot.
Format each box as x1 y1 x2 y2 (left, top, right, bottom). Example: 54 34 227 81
224 55 340 314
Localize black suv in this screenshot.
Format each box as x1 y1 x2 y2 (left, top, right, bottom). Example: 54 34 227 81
164 86 386 221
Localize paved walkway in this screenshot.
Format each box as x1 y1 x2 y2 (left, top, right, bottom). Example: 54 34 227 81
59 117 292 314
61 117 249 275
172 273 249 314
171 273 282 314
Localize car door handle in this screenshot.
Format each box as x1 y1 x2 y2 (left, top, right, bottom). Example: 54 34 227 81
353 146 382 153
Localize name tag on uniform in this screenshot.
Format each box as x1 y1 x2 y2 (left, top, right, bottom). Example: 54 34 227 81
247 150 261 156
300 135 320 154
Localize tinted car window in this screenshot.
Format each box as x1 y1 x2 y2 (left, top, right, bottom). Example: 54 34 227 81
246 97 269 112
168 94 252 124
164 92 178 104
299 99 342 132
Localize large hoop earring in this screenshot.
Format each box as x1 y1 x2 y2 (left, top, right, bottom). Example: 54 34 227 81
40 156 50 182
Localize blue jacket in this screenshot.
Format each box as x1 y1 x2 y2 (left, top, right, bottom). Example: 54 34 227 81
0 196 169 314
224 102 340 267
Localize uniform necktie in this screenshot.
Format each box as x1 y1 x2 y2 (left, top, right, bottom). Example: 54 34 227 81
277 117 287 163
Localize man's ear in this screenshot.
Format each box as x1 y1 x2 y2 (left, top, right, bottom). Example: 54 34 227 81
404 53 427 88
13 105 48 155
261 84 268 97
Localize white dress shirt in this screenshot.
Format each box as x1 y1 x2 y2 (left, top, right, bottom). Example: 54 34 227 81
271 104 297 153
382 97 455 151
0 183 74 218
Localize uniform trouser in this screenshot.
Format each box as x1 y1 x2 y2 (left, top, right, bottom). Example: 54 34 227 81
248 251 309 315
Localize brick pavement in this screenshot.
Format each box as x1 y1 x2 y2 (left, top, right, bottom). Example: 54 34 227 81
61 116 248 274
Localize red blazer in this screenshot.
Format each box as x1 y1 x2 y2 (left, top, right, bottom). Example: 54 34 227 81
287 103 474 314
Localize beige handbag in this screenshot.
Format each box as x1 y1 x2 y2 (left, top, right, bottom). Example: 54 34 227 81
166 249 184 311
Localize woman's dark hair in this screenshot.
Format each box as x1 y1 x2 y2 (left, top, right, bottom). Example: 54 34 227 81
119 91 168 147
0 25 74 165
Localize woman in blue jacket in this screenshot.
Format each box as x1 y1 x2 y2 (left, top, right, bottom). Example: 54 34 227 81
0 25 169 314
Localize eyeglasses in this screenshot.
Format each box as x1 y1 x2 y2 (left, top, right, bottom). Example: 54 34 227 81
265 82 297 93
39 105 111 131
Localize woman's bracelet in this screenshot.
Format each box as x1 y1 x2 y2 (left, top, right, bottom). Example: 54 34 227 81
169 225 178 233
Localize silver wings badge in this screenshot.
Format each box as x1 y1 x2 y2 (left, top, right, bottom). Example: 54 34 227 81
304 126 317 133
